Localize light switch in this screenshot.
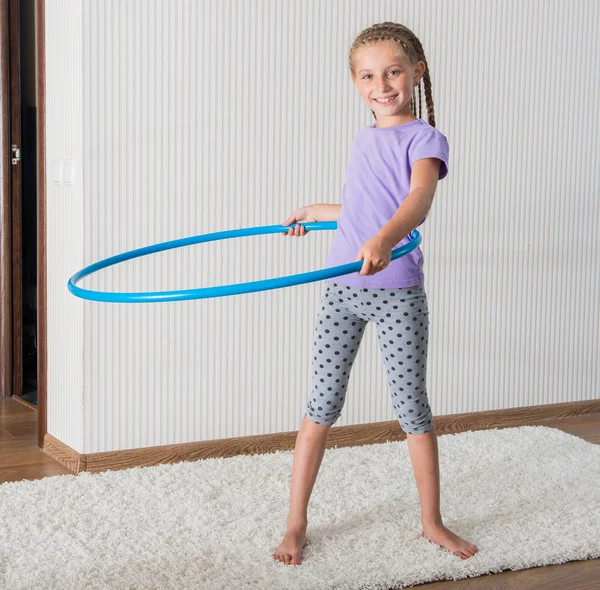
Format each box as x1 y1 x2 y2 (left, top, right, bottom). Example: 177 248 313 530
52 159 62 184
63 160 76 185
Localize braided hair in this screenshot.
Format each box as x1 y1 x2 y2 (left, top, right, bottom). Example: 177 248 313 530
349 22 436 128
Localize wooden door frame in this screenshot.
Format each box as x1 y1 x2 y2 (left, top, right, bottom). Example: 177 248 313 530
0 3 11 404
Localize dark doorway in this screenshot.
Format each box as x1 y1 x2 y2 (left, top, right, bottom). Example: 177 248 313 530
19 0 38 406
0 0 38 407
1 0 46 449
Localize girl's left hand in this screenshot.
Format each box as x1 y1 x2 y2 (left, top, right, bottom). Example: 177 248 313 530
355 236 392 276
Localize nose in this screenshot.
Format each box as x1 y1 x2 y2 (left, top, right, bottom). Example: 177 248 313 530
376 76 391 92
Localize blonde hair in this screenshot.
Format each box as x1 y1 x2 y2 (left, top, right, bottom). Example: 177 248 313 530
349 22 436 127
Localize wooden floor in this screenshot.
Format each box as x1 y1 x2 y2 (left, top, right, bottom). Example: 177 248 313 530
1 396 599 589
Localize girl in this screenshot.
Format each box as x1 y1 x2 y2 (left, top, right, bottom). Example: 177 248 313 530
273 22 478 566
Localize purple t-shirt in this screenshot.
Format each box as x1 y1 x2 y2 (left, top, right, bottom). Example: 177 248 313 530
324 118 449 288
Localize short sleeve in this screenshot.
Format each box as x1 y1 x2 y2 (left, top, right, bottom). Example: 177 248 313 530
408 127 449 179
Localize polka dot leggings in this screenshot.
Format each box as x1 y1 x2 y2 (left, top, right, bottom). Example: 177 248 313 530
305 281 432 434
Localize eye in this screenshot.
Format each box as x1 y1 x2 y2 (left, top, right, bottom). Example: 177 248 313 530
362 70 401 80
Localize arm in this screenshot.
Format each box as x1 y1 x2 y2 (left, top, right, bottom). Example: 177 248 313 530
375 158 441 250
309 203 342 222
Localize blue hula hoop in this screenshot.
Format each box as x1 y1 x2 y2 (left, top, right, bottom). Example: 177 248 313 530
67 222 422 303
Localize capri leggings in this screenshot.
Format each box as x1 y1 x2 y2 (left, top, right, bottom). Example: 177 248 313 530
305 281 432 434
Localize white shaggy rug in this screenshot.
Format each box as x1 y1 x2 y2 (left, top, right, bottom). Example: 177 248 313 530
1 425 599 589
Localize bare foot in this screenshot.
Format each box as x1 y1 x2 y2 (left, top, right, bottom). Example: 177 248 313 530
273 525 308 566
421 522 478 560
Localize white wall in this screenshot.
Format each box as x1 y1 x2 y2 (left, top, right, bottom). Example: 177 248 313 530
45 0 600 454
45 0 84 450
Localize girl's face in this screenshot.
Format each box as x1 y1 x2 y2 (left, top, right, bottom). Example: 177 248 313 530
352 40 425 128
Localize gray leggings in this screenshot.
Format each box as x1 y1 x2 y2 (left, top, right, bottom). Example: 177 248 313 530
305 281 432 434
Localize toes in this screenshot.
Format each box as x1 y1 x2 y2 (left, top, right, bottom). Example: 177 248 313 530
460 546 477 559
274 549 302 566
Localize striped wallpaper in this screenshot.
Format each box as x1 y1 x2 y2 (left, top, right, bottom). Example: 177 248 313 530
45 0 599 454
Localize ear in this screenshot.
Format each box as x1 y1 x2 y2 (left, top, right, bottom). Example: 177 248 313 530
414 61 426 85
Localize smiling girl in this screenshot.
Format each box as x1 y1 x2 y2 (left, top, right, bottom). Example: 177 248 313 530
275 21 478 566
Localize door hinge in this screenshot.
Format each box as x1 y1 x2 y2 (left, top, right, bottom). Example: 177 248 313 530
12 145 21 165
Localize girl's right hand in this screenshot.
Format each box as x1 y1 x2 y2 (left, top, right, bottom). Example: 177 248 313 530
281 206 319 237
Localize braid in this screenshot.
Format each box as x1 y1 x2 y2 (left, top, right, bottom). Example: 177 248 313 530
349 22 437 128
422 70 436 127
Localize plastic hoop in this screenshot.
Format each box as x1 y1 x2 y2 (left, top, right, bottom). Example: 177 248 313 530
67 222 422 303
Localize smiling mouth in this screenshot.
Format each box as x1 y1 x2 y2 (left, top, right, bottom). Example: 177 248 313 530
373 95 398 104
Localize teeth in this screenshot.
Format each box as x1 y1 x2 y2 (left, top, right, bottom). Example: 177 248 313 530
375 96 396 103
